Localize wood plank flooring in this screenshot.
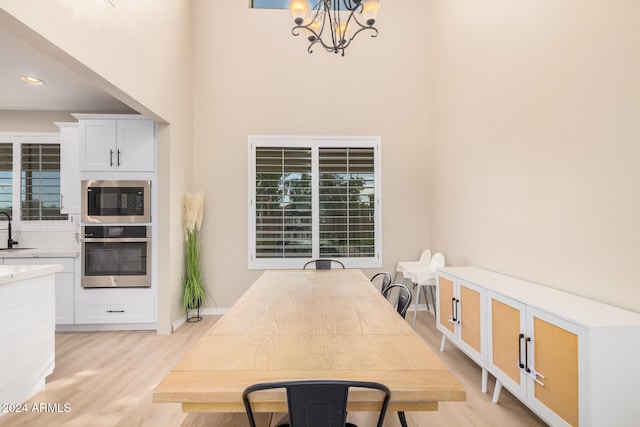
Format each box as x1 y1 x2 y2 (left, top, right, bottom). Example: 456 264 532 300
0 312 546 427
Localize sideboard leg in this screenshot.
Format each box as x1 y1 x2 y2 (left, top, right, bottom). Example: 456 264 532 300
439 334 447 352
481 368 488 393
492 380 502 403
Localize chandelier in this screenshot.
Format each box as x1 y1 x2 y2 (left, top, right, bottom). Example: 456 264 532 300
288 0 381 56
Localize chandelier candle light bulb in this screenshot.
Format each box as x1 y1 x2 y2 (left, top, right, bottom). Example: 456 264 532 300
289 0 310 24
288 0 380 56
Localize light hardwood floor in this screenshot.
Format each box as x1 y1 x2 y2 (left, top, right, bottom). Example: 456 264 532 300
0 312 546 427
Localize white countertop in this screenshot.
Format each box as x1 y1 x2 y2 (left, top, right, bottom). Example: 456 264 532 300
0 247 79 258
0 264 64 285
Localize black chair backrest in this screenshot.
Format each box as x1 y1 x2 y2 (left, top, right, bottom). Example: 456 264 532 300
243 379 390 427
303 259 345 270
370 272 391 294
382 284 412 319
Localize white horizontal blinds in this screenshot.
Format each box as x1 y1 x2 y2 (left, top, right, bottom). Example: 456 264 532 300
20 144 67 221
255 146 312 258
0 144 12 216
318 147 375 258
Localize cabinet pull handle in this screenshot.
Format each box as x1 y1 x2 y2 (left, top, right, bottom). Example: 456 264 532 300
107 310 125 313
525 336 532 373
455 299 460 324
117 149 121 166
518 333 525 369
451 297 457 322
110 149 114 167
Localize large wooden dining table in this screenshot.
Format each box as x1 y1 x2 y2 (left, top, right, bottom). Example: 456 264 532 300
152 269 465 414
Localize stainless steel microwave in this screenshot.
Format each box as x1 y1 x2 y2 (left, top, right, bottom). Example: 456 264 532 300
81 180 151 224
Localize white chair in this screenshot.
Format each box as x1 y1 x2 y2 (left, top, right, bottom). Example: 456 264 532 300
412 252 445 329
393 249 431 284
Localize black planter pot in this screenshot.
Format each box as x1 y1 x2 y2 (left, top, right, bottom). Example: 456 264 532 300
187 306 202 322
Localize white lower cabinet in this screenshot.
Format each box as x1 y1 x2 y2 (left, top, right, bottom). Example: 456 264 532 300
3 257 75 325
439 267 640 427
77 290 155 324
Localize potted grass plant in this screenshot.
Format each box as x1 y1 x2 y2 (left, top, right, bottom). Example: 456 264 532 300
183 191 205 322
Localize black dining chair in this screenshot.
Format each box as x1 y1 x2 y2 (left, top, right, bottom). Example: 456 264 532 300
242 379 390 427
381 283 412 427
303 259 345 270
370 272 392 294
382 284 412 319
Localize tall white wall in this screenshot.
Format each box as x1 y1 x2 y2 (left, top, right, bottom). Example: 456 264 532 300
429 1 640 313
192 0 431 306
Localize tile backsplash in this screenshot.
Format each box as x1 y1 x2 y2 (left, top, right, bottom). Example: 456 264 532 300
0 214 80 250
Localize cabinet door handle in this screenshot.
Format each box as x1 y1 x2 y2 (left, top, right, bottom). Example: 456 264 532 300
117 149 121 166
525 336 532 373
451 297 457 322
107 310 125 313
518 333 525 369
110 149 114 167
455 299 460 324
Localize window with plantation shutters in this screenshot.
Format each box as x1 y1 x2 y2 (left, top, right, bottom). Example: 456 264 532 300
21 143 67 221
0 143 12 216
249 136 381 269
255 146 312 259
319 147 375 258
0 135 69 225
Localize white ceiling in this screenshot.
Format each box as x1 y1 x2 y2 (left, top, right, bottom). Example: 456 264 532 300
0 24 134 112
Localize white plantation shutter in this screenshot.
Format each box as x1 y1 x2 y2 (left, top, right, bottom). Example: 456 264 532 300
249 136 381 269
0 143 12 215
255 146 312 258
319 147 376 258
21 143 67 221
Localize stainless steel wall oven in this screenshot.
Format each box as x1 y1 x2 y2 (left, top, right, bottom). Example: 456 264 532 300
82 225 151 288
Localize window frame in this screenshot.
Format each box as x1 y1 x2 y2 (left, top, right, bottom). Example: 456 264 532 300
0 132 73 231
248 135 382 270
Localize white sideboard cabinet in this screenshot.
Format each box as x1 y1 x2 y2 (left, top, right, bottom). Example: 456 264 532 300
437 267 640 427
436 271 488 392
75 114 155 172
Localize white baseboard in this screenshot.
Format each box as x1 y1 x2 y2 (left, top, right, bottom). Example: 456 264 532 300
56 323 157 332
172 307 229 332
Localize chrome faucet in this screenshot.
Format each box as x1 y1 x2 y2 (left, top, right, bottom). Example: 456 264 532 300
0 212 18 249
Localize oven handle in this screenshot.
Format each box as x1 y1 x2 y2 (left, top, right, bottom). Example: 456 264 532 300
82 237 150 243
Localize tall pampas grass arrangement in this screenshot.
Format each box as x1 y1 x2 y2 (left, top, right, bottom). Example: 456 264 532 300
183 191 205 322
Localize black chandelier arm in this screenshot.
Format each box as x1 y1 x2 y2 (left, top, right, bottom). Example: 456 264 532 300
350 25 379 42
292 24 321 41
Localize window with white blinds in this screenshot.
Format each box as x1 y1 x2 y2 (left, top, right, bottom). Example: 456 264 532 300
21 143 67 221
249 136 381 269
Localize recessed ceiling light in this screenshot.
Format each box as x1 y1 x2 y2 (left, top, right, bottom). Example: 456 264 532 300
21 76 45 86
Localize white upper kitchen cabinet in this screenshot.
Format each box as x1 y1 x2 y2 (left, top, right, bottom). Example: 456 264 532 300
55 122 80 213
75 114 155 172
